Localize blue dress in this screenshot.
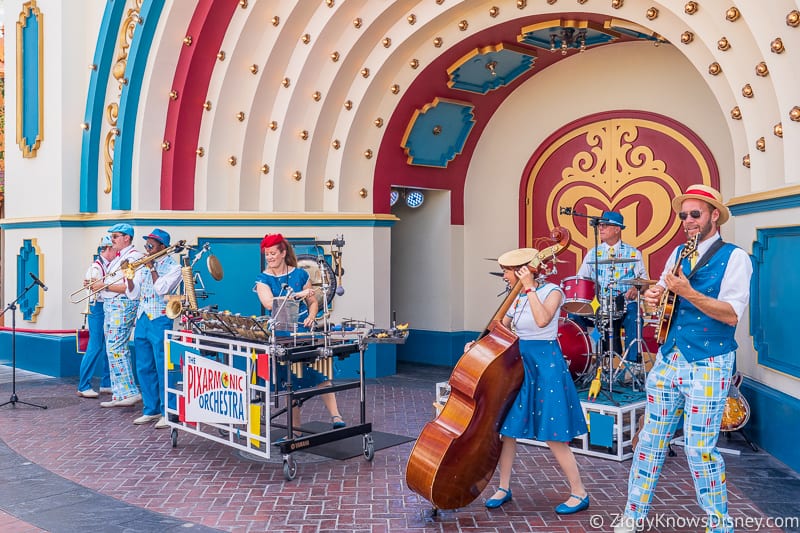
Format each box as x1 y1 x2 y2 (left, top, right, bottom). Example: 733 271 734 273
500 283 588 442
255 268 326 389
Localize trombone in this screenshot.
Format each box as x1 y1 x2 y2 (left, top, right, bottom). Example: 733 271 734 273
69 240 186 304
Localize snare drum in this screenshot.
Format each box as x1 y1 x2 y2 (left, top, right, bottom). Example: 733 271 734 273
557 317 591 378
561 276 595 316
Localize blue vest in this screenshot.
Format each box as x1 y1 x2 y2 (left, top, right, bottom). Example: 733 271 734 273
662 242 738 362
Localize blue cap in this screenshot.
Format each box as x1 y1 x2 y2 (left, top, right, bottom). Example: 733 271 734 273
98 235 113 249
601 211 625 229
143 228 171 247
108 223 134 237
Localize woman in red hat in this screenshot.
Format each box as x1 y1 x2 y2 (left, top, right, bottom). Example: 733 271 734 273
255 233 346 435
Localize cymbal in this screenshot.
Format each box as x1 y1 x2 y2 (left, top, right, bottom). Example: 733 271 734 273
620 277 657 287
595 257 637 265
207 254 224 281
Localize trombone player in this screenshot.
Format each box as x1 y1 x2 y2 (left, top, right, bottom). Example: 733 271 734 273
96 223 144 408
125 229 181 429
76 235 116 398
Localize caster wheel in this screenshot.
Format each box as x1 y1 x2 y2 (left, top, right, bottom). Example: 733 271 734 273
363 434 375 461
171 428 178 448
283 456 297 480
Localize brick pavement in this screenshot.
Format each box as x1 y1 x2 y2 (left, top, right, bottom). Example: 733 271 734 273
1 364 798 532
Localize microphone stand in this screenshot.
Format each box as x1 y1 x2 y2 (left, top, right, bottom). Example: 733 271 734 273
561 208 618 405
1 278 48 409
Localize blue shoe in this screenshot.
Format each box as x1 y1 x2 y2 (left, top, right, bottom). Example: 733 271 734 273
332 415 347 429
555 493 590 514
485 487 512 509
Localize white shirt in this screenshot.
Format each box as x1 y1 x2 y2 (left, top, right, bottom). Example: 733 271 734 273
505 282 562 340
101 244 144 300
657 232 752 321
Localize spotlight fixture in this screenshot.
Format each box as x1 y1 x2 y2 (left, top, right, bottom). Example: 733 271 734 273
406 190 425 208
390 189 400 207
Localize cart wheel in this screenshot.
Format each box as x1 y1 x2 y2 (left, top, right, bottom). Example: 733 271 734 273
171 428 178 448
283 456 298 481
363 434 375 461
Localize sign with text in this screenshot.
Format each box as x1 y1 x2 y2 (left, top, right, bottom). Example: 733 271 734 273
184 350 248 424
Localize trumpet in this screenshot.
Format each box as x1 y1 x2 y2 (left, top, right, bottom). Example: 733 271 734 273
69 240 186 304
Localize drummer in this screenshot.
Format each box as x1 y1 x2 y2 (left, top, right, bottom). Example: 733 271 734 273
255 233 346 436
573 211 647 362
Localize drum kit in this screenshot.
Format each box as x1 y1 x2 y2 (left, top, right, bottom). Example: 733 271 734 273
558 257 658 401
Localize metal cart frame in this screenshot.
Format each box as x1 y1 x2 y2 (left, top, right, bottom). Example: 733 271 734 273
164 330 373 480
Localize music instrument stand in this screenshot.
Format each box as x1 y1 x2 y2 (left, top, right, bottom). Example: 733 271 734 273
0 278 48 410
576 272 621 406
612 282 653 392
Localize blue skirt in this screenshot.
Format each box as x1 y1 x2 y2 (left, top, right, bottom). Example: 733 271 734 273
500 339 588 442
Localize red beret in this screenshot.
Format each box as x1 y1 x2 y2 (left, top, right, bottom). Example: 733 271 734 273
260 233 285 250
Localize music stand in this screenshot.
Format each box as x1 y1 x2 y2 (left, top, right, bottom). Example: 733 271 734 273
1 277 48 409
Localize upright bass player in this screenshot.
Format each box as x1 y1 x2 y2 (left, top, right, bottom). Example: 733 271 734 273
477 246 590 513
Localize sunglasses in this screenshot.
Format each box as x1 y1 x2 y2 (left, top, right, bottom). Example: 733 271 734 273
678 210 704 220
144 243 155 251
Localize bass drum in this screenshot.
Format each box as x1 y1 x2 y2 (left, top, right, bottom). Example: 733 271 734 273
557 317 591 379
296 254 338 311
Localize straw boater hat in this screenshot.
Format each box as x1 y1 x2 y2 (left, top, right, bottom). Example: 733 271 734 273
497 247 539 268
671 184 730 225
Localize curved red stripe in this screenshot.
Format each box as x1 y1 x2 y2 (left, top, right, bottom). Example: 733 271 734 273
161 0 239 210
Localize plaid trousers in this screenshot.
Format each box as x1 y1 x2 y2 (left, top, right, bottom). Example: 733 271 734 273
104 297 140 401
624 348 735 533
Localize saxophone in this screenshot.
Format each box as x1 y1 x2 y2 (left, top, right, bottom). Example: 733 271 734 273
166 256 198 319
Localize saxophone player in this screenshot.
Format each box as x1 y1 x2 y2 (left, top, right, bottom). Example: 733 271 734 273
76 235 116 398
614 185 752 533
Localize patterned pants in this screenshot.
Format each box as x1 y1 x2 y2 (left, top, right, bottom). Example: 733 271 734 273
623 348 735 533
104 298 140 401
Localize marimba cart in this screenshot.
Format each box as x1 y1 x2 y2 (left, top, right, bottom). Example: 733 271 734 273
163 326 373 480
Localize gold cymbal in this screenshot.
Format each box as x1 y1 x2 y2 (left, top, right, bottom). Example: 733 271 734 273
620 277 657 287
595 257 637 265
207 254 224 281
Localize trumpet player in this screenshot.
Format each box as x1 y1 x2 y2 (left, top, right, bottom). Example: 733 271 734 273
96 223 143 408
76 235 116 399
125 229 181 429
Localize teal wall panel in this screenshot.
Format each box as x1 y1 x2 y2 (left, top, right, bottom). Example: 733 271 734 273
740 378 800 473
397 329 476 367
751 227 800 378
0 332 81 378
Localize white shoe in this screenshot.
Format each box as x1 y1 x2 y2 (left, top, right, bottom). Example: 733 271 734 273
133 414 161 425
116 393 142 406
77 389 99 398
99 387 112 394
154 416 169 429
100 394 142 408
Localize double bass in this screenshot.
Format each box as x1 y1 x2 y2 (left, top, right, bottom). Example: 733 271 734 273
405 228 570 510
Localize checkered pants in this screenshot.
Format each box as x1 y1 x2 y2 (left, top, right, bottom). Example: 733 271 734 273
104 298 140 401
624 348 735 533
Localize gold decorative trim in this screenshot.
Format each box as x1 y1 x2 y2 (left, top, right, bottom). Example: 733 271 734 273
104 1 145 196
16 1 45 158
727 185 800 207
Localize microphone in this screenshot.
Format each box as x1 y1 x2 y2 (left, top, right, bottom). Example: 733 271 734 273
336 286 345 296
559 206 573 215
29 272 48 291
